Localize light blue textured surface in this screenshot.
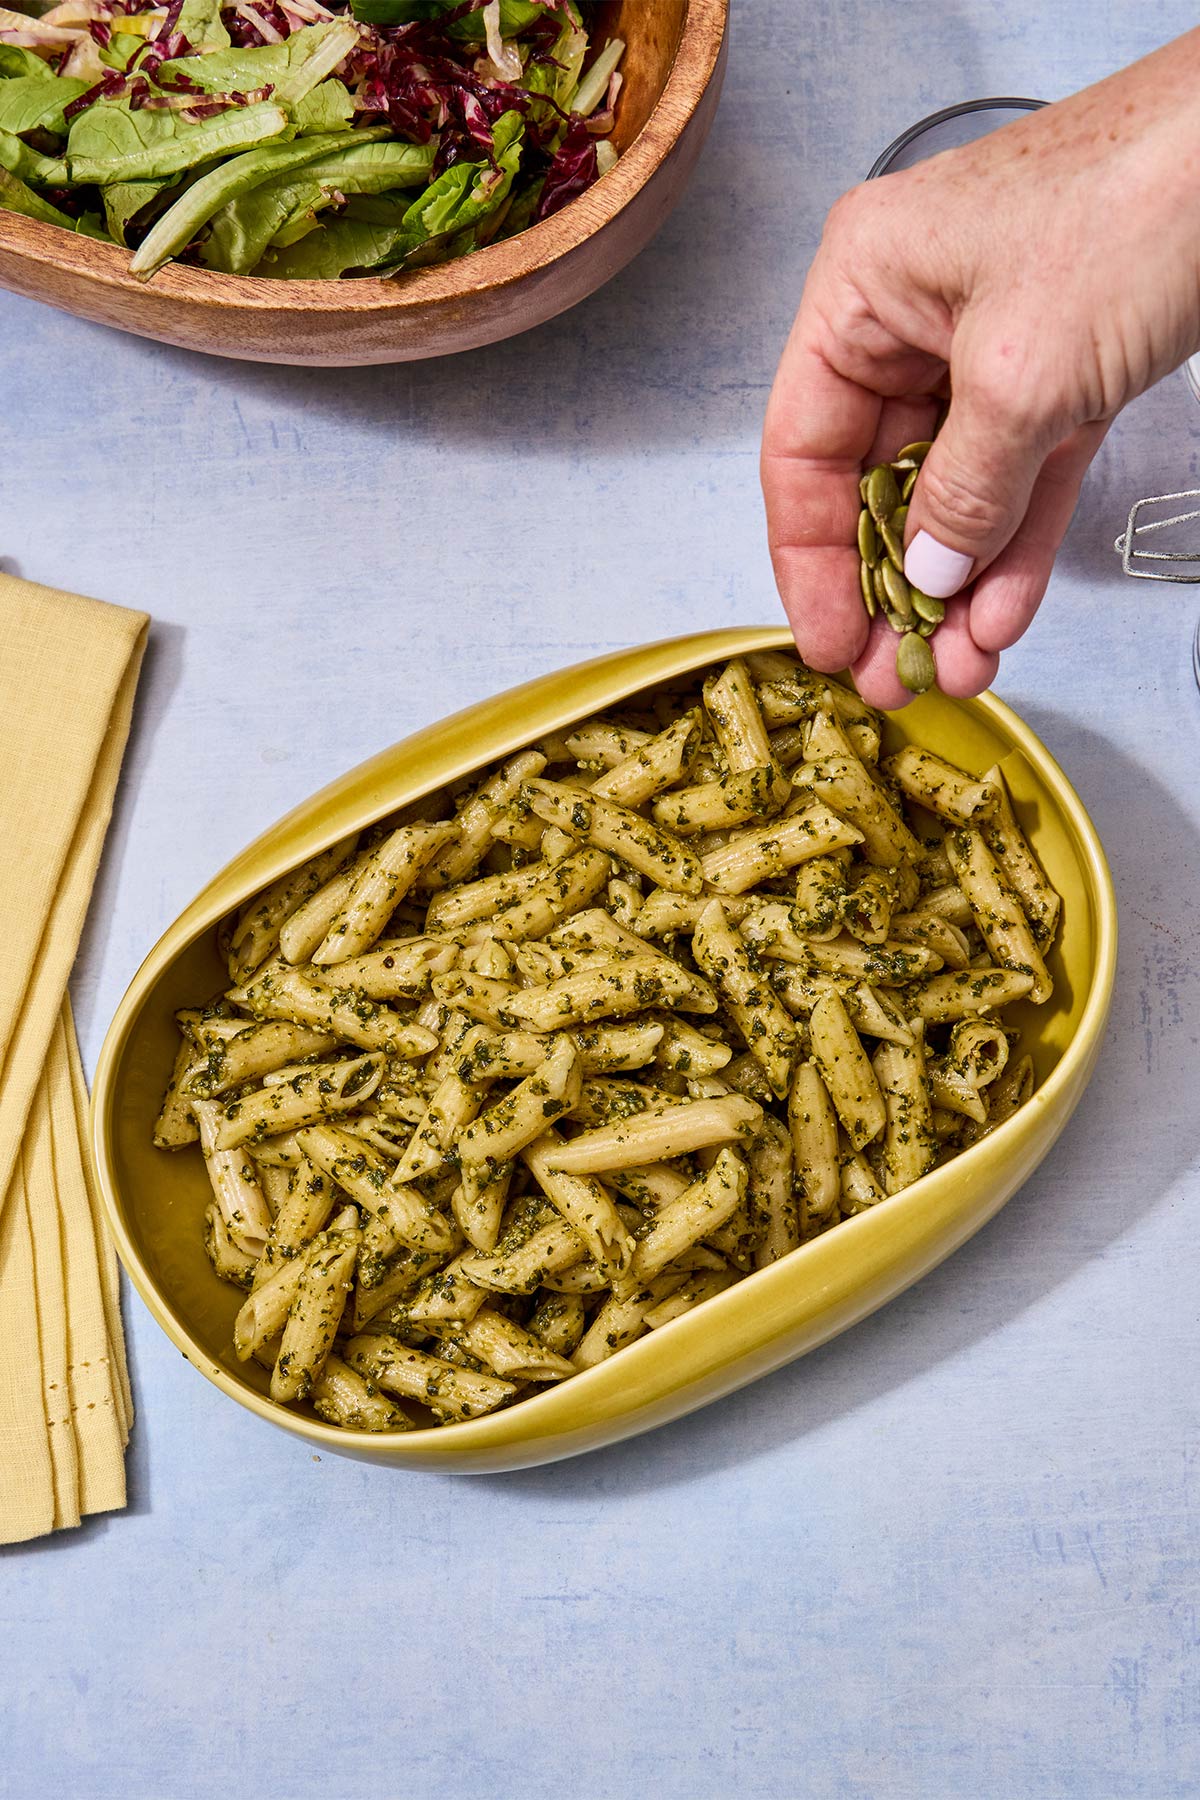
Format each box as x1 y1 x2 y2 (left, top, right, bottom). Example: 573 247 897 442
3 5 1200 1796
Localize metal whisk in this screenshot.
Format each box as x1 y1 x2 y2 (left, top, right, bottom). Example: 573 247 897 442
1114 488 1200 688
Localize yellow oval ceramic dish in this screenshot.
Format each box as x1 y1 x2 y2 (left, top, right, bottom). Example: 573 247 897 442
91 628 1117 1470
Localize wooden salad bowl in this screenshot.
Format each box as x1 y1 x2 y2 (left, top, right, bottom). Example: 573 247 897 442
0 0 728 365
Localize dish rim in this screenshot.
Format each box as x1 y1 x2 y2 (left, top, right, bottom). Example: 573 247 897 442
91 625 1118 1460
0 0 729 316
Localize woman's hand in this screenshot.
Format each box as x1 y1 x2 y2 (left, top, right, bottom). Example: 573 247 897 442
762 29 1200 706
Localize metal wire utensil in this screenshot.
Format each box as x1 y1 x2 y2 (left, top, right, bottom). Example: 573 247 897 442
1114 488 1200 688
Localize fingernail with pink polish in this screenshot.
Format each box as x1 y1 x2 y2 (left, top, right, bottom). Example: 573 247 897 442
904 531 974 599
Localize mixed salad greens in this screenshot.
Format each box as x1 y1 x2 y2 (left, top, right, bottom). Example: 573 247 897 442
0 0 623 279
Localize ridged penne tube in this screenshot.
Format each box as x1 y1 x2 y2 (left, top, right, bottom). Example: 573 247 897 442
193 1100 273 1254
590 712 701 807
644 1268 737 1328
570 1278 678 1370
460 847 611 946
546 1095 762 1175
425 856 568 934
652 1016 732 1077
430 970 523 1029
177 1009 247 1051
601 1162 692 1208
270 1222 359 1403
204 1205 258 1288
751 665 878 732
350 1247 445 1329
296 1124 457 1269
342 1335 515 1423
465 1023 664 1081
539 1259 612 1294
243 1130 309 1167
312 823 458 964
703 659 775 772
308 937 460 1000
232 964 438 1059
629 1147 747 1283
559 717 651 765
720 1052 776 1103
213 1054 384 1150
457 1038 581 1206
912 883 973 928
808 991 886 1150
403 1252 491 1327
692 899 799 1099
450 1166 511 1254
456 1215 587 1294
888 908 972 969
550 908 717 999
229 833 357 980
652 765 791 837
153 1035 201 1148
743 906 942 986
927 1062 988 1125
251 1157 337 1288
838 1144 886 1214
748 1114 797 1267
508 956 716 1033
883 745 999 826
526 1292 588 1358
700 802 863 895
234 1204 355 1360
183 1020 338 1100
311 1355 409 1432
426 750 549 890
841 867 899 946
947 1018 1010 1089
279 850 372 964
768 724 810 768
981 764 1061 949
522 1131 635 1280
788 1060 840 1226
979 1054 1035 1135
903 966 1036 1022
393 1040 489 1184
790 757 918 868
946 829 1053 1003
872 1032 937 1195
444 1310 576 1382
607 879 643 929
521 777 704 895
631 890 754 940
792 852 850 941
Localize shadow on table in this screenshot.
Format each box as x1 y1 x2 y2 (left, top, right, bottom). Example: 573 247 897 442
464 724 1199 1501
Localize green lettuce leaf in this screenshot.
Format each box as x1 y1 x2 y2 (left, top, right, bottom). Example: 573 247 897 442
200 136 433 273
0 45 58 78
254 213 408 278
0 160 75 225
368 106 522 269
291 78 353 136
158 21 359 110
0 72 89 139
128 123 390 277
68 98 290 184
0 123 64 184
174 0 230 52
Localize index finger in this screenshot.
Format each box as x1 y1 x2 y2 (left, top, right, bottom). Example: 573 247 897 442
761 309 882 672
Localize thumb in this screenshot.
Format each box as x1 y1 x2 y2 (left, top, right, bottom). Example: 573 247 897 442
903 375 1053 601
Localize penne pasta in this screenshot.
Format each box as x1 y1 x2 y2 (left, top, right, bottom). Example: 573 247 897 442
164 645 1055 1434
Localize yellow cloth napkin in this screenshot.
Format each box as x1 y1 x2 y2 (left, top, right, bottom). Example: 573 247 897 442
0 571 148 1545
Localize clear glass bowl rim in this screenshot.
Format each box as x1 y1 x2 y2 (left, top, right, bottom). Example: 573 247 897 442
868 96 1046 180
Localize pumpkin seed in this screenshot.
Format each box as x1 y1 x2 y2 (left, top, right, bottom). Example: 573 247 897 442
880 558 915 625
910 588 945 625
865 463 900 524
859 559 876 617
896 631 936 694
901 466 919 502
917 617 938 639
880 518 905 571
857 509 879 565
895 440 932 466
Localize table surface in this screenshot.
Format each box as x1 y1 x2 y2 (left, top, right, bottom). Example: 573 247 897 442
4 5 1200 1797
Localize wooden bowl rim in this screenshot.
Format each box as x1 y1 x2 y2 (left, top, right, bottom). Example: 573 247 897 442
0 0 728 316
